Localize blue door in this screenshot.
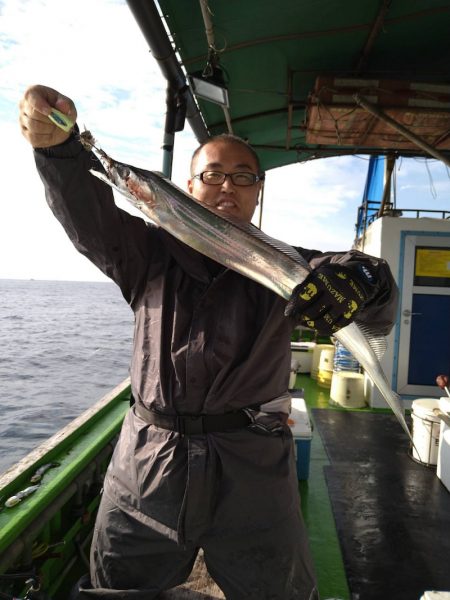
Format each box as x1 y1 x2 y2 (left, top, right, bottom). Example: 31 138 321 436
407 294 450 385
397 234 450 397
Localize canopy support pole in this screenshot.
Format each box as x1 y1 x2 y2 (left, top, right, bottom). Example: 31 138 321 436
378 154 396 217
354 94 450 168
126 0 209 143
355 0 392 74
257 183 265 230
162 83 187 178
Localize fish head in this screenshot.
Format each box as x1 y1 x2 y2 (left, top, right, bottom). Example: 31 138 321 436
107 162 130 186
91 148 132 190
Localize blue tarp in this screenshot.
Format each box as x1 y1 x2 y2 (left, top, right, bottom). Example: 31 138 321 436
355 156 385 238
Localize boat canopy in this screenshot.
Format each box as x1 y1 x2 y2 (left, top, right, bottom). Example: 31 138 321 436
126 0 450 172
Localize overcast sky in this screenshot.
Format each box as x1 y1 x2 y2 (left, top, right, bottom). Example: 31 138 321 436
1 0 450 282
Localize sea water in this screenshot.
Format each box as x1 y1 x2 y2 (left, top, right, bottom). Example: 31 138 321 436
0 279 134 474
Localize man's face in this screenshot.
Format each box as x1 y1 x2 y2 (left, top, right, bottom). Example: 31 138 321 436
187 140 262 223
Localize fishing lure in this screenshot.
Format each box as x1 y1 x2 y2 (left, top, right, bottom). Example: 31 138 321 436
30 462 60 483
47 108 74 132
5 485 40 508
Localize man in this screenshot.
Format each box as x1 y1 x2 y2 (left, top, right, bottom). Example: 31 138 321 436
19 84 398 600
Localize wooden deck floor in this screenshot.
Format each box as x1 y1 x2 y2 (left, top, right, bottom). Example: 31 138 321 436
158 550 225 599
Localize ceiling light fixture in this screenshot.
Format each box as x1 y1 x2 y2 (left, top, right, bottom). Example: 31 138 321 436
190 67 229 108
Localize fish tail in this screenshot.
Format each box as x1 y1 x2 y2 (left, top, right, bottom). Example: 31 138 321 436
334 323 413 444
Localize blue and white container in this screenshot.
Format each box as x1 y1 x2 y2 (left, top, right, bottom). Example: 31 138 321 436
437 397 450 492
411 398 441 465
333 340 360 372
289 396 313 480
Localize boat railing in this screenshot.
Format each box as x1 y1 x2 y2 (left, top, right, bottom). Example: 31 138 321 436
355 201 450 242
0 378 131 599
367 206 450 225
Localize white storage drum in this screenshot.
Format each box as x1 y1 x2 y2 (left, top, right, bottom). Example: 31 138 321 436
437 397 450 492
290 342 315 373
330 371 366 408
311 344 334 380
288 367 297 389
411 398 441 465
333 341 360 372
317 347 335 388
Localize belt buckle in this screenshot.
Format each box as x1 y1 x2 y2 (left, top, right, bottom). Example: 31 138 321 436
178 415 204 435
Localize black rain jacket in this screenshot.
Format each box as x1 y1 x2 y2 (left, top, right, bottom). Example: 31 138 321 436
34 137 398 543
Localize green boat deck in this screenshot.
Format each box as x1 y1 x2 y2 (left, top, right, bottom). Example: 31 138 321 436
298 374 355 600
160 373 355 599
298 374 450 600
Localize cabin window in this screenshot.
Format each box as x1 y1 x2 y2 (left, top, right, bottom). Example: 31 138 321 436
414 246 450 287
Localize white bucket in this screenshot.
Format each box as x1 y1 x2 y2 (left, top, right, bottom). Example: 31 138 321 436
330 372 366 408
311 344 334 380
437 397 450 491
291 342 315 373
317 348 335 388
411 398 441 465
289 369 297 389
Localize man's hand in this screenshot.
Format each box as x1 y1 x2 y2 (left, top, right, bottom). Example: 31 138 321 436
19 85 77 148
285 263 377 335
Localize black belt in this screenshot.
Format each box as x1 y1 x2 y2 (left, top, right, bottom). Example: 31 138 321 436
134 403 251 435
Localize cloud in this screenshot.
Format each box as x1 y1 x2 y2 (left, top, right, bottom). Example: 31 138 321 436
260 156 368 250
0 121 106 281
2 0 422 281
1 0 173 280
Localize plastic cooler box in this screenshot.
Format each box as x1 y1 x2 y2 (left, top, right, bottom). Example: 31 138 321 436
290 341 315 373
288 393 313 480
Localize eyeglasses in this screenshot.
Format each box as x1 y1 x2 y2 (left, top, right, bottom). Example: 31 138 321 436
192 171 264 187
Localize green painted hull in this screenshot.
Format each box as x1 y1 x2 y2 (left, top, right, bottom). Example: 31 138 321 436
0 375 350 599
0 379 131 599
0 374 352 600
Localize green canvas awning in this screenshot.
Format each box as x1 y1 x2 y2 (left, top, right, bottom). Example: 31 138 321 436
128 0 450 171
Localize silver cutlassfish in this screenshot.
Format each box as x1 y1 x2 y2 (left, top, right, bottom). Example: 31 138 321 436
80 132 413 446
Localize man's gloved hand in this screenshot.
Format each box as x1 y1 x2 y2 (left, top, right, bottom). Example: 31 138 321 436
285 263 377 335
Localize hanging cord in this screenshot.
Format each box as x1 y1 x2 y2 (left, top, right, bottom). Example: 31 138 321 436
201 47 215 78
392 160 397 209
313 89 359 146
0 576 43 599
31 540 65 561
424 159 437 198
201 47 230 83
23 578 41 600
